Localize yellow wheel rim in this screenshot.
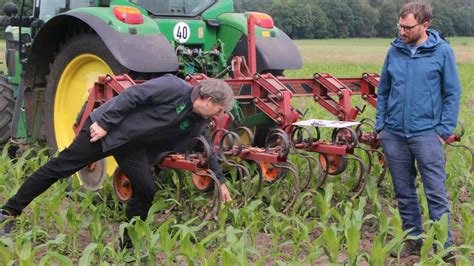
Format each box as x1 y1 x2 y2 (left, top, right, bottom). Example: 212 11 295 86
54 54 117 176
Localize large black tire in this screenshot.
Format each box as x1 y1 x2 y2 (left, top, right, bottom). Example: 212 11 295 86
0 78 14 145
44 33 128 152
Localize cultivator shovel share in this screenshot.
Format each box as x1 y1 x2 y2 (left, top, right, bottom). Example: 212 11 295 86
71 13 472 219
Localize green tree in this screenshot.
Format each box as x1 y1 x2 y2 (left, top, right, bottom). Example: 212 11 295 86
430 0 456 36
271 1 327 39
319 0 354 38
347 0 365 37
361 1 379 37
234 0 275 13
375 1 398 38
451 6 474 36
311 4 330 38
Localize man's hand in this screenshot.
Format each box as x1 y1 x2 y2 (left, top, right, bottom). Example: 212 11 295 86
220 183 232 203
437 135 445 145
89 122 107 142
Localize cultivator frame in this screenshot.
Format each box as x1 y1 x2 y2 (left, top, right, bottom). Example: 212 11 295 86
73 13 472 218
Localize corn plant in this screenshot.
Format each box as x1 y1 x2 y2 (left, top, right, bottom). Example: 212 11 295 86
459 202 474 255
221 226 259 265
13 231 68 265
263 206 293 254
343 197 374 265
365 211 408 265
313 183 335 223
319 223 344 263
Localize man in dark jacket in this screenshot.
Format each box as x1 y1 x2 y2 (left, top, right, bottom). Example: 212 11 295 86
376 2 461 262
0 75 233 238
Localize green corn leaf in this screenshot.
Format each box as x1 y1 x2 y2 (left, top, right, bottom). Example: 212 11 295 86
39 251 74 266
345 224 360 265
79 243 98 266
433 214 449 248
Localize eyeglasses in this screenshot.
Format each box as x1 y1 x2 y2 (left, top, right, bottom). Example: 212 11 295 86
396 23 420 31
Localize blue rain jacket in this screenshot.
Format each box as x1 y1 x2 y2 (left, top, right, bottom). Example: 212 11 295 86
375 29 461 140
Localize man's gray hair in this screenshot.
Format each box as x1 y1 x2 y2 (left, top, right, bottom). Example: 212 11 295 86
197 78 234 112
400 2 432 24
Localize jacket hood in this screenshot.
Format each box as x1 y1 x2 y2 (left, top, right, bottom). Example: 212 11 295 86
392 28 444 50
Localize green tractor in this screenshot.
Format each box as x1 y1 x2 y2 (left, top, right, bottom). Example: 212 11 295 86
0 0 302 176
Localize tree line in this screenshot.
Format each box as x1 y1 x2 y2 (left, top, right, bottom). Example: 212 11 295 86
1 0 473 39
235 0 474 38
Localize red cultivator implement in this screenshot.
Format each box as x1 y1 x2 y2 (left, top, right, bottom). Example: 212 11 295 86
73 14 473 218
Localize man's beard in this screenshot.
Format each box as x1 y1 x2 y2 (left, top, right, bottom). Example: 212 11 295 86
401 33 422 45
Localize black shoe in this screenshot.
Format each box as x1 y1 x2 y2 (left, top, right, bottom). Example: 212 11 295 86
119 230 133 250
0 210 15 236
442 251 458 265
390 239 422 258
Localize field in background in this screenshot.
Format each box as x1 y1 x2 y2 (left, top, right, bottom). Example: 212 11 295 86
293 37 474 66
288 38 474 129
0 38 473 265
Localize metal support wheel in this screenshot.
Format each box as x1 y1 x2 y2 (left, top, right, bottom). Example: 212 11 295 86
79 159 107 191
113 168 132 203
192 170 213 192
258 161 286 183
318 153 348 175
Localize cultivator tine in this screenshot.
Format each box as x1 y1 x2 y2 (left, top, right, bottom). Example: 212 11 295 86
346 154 368 199
185 136 211 161
316 153 331 188
356 147 373 174
288 125 323 190
201 169 222 221
329 127 370 197
213 127 266 204
275 160 300 213
331 127 359 148
227 159 257 207
447 142 474 173
353 118 389 186
446 122 474 173
181 168 222 221
265 128 291 158
295 153 317 191
234 126 255 145
163 170 185 218
372 149 388 186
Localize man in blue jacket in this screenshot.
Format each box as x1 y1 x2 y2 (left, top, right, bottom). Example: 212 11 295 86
0 75 234 247
376 2 461 262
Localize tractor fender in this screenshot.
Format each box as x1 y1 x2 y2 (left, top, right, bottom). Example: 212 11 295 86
24 12 178 87
217 13 303 73
230 29 303 73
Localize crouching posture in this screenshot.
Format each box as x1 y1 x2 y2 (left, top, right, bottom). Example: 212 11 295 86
0 75 233 246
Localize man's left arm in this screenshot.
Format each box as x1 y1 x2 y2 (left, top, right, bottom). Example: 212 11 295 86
435 45 462 140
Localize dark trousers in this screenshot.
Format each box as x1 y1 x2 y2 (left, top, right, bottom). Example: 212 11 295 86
2 118 157 221
380 130 452 248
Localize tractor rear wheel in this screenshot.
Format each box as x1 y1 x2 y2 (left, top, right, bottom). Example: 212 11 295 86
0 78 14 146
44 33 128 178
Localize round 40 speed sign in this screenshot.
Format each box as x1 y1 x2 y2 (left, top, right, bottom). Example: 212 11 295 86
173 22 191 43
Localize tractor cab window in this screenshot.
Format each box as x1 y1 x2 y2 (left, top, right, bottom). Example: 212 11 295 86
36 0 93 21
131 0 215 16
37 0 67 21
